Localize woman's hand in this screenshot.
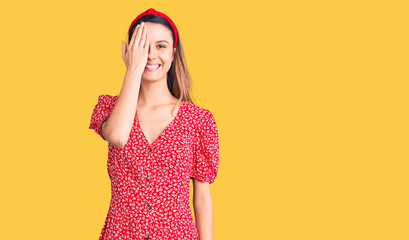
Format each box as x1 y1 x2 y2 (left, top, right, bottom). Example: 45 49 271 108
122 22 149 75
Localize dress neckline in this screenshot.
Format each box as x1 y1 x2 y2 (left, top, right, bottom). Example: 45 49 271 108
134 101 186 148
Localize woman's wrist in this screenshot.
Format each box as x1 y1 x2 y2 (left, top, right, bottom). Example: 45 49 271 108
125 69 143 80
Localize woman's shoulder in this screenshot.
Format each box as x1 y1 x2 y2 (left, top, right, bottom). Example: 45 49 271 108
95 94 119 106
183 101 213 115
97 94 119 101
183 101 216 125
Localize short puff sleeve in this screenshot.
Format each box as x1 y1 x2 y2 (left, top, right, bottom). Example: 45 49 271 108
89 94 118 140
190 109 220 184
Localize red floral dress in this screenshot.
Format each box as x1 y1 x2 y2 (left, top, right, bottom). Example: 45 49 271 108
89 94 220 240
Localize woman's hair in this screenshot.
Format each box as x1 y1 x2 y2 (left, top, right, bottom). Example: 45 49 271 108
127 14 196 110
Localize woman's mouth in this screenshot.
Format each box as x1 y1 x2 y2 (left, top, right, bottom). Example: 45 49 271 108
144 64 161 72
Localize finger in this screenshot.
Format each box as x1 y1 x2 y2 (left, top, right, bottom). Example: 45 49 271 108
122 41 126 60
145 33 150 53
129 24 140 48
144 33 149 51
134 22 145 48
140 25 147 48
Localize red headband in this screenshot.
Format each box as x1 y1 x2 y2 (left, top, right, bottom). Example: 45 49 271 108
128 8 178 49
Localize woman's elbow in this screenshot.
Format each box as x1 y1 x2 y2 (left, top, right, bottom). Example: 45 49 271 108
103 130 128 148
103 137 124 148
110 139 126 148
109 134 128 148
102 122 128 148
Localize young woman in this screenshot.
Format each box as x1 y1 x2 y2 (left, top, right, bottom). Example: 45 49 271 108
89 8 220 240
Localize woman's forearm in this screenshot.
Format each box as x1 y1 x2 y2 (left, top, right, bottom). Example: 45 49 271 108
193 192 214 240
102 70 142 148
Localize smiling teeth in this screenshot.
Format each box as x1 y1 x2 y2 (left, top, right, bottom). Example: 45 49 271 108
146 65 160 69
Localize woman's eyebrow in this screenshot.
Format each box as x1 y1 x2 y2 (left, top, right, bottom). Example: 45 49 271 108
155 40 169 44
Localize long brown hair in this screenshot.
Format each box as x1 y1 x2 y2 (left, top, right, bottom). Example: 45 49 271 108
127 14 196 114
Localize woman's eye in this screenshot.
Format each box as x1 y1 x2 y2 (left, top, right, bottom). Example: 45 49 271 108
158 45 166 49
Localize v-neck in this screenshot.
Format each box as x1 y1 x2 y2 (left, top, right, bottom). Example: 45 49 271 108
134 101 186 148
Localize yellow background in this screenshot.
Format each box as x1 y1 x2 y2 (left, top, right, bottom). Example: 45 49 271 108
1 0 408 239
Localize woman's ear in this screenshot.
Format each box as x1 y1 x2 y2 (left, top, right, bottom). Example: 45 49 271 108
172 47 176 61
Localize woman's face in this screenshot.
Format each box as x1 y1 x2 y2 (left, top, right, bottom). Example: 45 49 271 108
141 22 176 81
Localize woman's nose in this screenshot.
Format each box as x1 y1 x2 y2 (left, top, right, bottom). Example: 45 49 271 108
148 47 157 59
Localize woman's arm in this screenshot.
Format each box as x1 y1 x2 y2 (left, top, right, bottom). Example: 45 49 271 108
192 179 214 240
102 70 142 148
101 23 149 148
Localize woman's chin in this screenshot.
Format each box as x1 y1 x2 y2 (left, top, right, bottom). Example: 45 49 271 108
141 74 165 82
